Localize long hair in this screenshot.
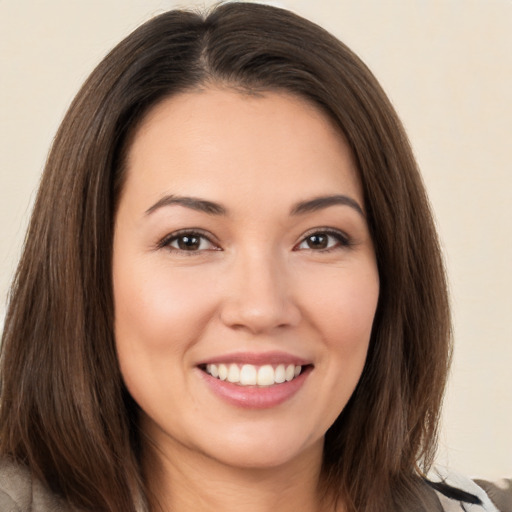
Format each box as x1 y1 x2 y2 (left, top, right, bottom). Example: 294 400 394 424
0 3 451 511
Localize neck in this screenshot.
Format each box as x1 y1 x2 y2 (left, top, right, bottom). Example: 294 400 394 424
142 434 340 512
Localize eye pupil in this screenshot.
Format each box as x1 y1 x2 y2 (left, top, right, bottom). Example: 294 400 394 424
307 234 328 249
178 235 200 250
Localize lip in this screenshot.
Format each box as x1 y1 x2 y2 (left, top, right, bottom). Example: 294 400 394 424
197 363 312 410
196 351 311 367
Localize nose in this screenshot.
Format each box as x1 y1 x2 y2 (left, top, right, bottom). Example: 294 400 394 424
219 250 301 335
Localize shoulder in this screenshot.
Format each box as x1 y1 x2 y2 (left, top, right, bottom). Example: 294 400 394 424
429 467 512 512
0 458 72 512
474 480 512 512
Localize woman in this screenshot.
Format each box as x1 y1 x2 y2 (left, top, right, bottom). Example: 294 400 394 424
0 3 509 512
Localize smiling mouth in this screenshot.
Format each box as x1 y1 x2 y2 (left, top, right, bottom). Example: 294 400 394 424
200 363 309 387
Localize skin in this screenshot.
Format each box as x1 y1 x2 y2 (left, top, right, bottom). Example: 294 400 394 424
113 87 380 512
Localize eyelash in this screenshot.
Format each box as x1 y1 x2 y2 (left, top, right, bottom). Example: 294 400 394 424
157 228 352 254
293 228 352 252
157 229 219 254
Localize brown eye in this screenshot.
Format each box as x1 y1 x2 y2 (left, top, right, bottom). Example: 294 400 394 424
176 235 201 251
296 229 350 251
306 234 329 249
163 231 217 252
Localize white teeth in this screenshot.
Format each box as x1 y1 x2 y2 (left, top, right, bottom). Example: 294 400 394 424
204 363 303 386
274 364 286 384
227 364 240 383
240 364 257 385
206 364 219 378
218 364 228 381
257 365 275 386
285 364 295 382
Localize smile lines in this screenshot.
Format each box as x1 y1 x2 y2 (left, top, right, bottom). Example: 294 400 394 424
204 363 303 387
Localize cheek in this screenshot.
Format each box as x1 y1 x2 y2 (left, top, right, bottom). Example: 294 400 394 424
113 259 219 364
301 265 379 351
293 265 379 434
112 259 222 422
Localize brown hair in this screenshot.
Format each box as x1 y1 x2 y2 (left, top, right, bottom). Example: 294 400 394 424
0 3 450 511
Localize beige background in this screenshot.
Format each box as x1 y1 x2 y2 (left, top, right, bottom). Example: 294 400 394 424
0 0 510 478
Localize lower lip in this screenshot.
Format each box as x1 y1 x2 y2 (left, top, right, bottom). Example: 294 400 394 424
198 367 311 409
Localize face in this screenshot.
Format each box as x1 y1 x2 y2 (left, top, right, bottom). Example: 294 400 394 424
113 88 379 471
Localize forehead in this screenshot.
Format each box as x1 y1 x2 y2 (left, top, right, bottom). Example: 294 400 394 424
122 87 362 211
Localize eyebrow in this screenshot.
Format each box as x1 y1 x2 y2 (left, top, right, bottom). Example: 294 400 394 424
145 193 364 218
145 195 227 216
290 195 364 217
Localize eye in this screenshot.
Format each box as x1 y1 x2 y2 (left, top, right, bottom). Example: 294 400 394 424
159 230 219 253
295 229 350 251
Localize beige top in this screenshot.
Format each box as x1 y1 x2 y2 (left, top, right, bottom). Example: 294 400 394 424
429 467 512 512
0 458 510 512
0 459 70 512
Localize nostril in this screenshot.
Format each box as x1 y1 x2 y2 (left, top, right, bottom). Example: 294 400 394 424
219 300 301 334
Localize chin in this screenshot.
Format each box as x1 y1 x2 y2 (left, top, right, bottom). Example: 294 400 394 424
193 428 324 471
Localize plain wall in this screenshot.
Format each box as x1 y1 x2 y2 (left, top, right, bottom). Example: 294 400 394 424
1 0 511 479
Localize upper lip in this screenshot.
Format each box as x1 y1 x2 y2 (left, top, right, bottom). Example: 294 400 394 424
196 351 312 367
